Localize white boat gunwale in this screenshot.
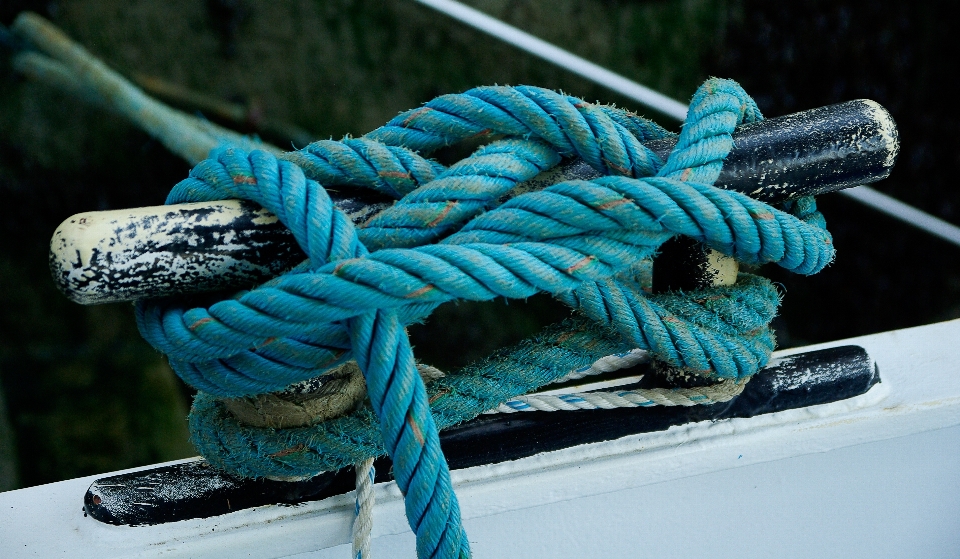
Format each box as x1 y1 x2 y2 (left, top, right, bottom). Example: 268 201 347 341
2 318 959 558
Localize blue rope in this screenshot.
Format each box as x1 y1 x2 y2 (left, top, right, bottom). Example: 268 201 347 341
137 79 831 559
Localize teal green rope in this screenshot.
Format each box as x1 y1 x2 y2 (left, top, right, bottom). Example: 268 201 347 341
136 78 831 559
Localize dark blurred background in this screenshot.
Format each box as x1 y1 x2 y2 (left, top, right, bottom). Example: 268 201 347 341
0 0 957 490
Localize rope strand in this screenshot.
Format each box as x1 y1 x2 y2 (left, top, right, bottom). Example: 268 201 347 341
352 458 376 559
486 380 746 414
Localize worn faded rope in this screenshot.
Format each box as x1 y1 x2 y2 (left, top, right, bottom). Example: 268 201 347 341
135 79 831 559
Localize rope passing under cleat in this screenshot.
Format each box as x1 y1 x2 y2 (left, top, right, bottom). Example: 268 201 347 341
132 79 832 559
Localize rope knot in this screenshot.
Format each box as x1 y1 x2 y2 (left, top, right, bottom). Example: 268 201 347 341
135 79 834 559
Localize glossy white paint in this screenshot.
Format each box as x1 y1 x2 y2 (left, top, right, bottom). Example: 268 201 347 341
2 319 959 558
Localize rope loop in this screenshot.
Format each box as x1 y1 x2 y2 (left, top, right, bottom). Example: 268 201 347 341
136 78 834 559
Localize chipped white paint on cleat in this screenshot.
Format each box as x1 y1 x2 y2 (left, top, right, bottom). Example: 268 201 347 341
49 199 304 304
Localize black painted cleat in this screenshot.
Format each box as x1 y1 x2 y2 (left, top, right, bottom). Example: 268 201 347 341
84 345 878 526
84 460 343 526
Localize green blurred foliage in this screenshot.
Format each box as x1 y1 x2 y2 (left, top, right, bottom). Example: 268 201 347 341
0 260 195 486
33 0 724 141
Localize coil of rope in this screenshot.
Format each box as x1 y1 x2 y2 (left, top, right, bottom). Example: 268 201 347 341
135 78 832 559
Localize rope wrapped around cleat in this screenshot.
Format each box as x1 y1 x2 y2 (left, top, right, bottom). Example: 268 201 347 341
135 78 833 559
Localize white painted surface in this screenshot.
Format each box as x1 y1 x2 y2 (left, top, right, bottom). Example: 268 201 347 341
2 319 960 558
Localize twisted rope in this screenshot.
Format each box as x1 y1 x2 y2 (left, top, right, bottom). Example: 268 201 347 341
487 379 746 414
352 458 376 559
137 78 832 559
138 170 825 394
553 348 651 383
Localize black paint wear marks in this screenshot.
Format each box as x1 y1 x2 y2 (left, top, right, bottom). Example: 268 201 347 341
51 201 303 304
83 345 878 526
52 192 392 304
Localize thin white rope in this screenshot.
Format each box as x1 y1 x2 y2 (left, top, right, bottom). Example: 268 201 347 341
412 0 960 249
352 458 376 559
552 349 650 383
348 347 709 550
487 379 746 414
